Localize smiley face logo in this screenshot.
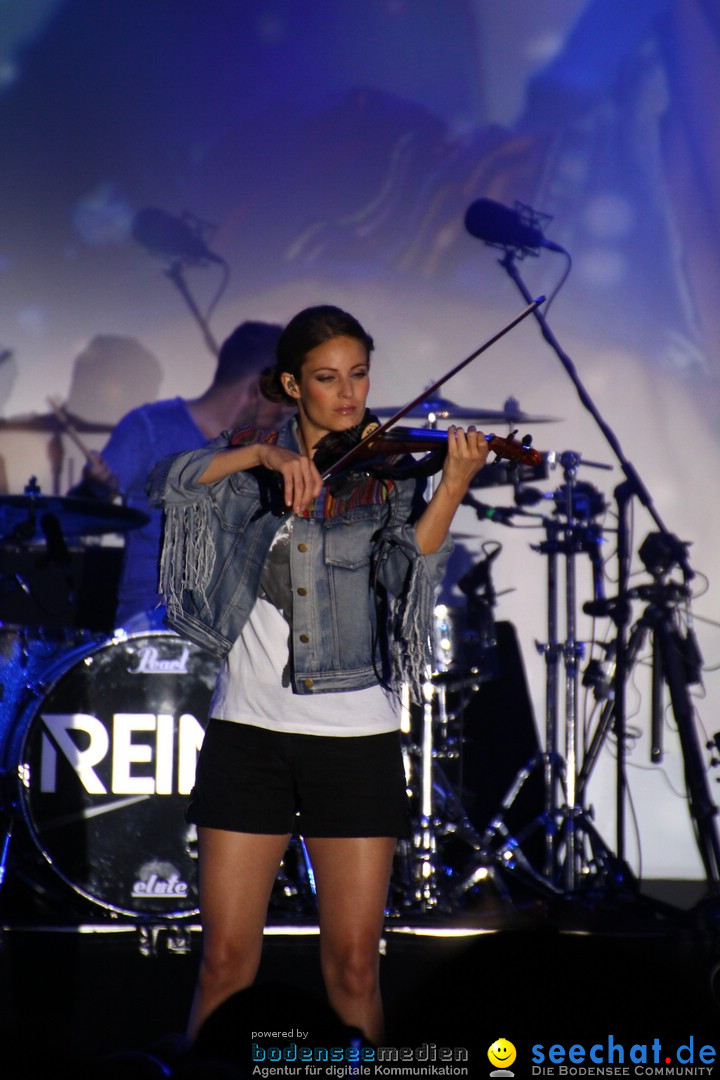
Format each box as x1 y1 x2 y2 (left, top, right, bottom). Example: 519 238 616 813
488 1038 517 1074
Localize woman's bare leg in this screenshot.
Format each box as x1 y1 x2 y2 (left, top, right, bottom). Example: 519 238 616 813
304 835 396 1044
187 828 291 1040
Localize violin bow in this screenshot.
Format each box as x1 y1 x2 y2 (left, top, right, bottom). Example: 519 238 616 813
320 295 545 481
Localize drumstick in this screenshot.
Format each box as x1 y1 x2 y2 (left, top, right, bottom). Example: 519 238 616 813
46 396 95 461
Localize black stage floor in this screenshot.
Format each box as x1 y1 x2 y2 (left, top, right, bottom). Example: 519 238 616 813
2 883 720 1079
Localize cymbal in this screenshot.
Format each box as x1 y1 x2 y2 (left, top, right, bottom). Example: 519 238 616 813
372 395 560 424
0 494 149 542
0 409 114 434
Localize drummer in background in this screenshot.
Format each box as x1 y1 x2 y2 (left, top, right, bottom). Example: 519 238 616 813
70 322 290 629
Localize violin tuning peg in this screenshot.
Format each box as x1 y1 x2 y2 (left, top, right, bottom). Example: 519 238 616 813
522 433 533 449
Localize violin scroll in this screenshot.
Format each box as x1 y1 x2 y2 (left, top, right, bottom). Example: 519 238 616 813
485 431 542 467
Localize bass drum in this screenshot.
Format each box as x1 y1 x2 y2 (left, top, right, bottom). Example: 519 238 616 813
4 631 220 919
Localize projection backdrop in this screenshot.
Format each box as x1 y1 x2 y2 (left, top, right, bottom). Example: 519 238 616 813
1 0 719 880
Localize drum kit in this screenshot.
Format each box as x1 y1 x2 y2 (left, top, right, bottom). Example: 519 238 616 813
0 392 690 935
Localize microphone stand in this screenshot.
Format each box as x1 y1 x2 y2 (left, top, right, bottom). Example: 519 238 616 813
164 259 220 357
496 247 696 891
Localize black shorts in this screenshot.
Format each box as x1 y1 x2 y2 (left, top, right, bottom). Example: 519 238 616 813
186 719 410 838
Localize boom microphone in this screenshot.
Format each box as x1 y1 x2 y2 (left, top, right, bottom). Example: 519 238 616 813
464 198 565 255
131 207 225 264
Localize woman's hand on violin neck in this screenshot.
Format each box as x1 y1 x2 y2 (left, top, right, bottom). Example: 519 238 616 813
438 425 489 498
257 443 324 513
414 427 489 555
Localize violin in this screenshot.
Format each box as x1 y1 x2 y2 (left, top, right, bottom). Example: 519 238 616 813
316 422 542 491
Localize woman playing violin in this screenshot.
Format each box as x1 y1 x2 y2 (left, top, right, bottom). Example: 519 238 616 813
148 304 489 1044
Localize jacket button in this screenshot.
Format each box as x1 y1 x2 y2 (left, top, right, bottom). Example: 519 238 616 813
297 586 307 596
297 543 308 552
299 634 309 644
304 678 314 689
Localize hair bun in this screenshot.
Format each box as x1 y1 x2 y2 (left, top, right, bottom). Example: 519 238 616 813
259 365 293 404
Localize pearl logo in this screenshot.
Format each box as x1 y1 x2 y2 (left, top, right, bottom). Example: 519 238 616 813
129 643 191 675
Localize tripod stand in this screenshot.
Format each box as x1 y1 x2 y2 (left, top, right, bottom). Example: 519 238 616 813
465 457 633 904
578 565 720 897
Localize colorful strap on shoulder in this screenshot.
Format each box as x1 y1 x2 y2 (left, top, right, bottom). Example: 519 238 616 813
230 424 279 447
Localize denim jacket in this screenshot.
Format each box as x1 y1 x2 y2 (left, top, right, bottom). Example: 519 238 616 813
146 419 451 697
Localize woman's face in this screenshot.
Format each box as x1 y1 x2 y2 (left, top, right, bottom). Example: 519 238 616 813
282 335 370 449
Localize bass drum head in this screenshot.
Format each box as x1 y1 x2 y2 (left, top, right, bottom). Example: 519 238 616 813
12 631 219 918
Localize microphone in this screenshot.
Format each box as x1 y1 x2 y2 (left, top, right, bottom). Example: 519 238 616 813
131 207 225 264
583 598 616 618
513 486 549 507
464 198 565 255
461 493 518 526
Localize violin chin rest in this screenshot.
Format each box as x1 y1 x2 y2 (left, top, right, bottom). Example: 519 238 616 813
312 411 379 474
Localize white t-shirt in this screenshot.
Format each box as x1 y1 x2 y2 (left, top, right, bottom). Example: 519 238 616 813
209 593 400 736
